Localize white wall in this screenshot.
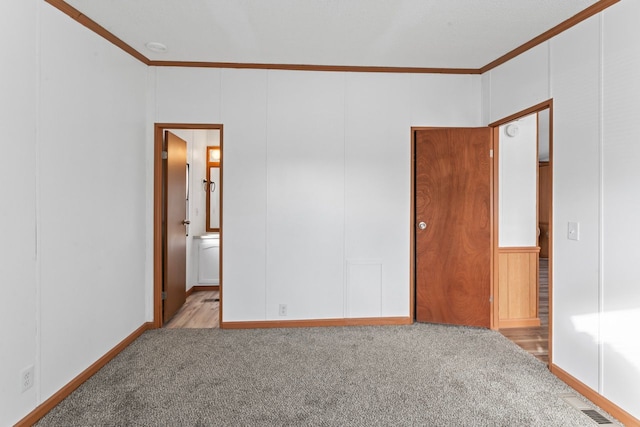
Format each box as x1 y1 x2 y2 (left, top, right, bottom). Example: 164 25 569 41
152 68 481 322
483 1 640 419
486 43 549 124
220 69 269 320
601 0 640 415
0 0 38 423
38 3 148 403
344 73 412 317
266 71 346 319
498 113 538 247
550 14 602 392
0 2 149 425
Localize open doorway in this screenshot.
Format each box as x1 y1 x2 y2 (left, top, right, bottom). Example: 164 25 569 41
153 123 223 329
491 101 553 365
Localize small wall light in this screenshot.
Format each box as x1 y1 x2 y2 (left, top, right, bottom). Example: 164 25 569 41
209 148 221 162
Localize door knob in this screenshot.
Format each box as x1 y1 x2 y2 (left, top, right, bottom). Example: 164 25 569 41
418 221 427 230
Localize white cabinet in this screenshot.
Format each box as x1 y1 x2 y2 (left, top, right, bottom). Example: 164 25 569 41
196 235 219 284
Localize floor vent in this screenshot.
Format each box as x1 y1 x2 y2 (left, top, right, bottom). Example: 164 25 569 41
203 298 219 303
559 394 614 425
581 409 613 424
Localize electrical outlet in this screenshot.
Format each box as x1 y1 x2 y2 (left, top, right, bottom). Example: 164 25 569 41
278 304 287 316
21 365 34 392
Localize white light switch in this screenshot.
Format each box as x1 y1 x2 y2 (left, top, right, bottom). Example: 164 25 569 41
568 222 580 241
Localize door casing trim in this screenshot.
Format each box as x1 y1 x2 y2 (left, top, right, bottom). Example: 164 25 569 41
153 123 224 328
488 99 554 363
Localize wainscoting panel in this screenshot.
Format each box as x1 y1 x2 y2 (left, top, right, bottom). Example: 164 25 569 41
498 247 539 328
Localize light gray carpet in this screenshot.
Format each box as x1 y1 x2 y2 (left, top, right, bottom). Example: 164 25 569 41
37 324 618 426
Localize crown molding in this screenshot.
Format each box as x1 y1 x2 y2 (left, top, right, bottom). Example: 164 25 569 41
44 0 619 75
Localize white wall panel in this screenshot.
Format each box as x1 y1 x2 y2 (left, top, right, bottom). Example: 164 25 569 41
602 1 640 418
410 74 482 127
144 67 157 321
0 0 38 424
345 73 411 316
346 261 382 318
489 43 549 123
220 69 268 321
549 15 601 391
481 72 491 125
498 113 538 247
155 67 222 123
39 3 148 402
265 71 345 320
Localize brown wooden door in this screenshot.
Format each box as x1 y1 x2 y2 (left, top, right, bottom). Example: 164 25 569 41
415 128 492 328
163 131 188 323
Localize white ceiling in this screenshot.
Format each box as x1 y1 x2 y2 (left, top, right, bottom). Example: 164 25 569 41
64 0 599 69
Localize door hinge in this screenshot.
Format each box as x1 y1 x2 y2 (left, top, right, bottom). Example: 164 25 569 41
162 291 167 300
161 150 168 160
489 149 494 158
489 296 493 303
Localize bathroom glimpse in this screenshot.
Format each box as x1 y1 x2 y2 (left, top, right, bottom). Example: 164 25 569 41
169 128 221 289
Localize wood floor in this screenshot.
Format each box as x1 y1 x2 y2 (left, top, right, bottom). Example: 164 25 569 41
499 258 549 365
164 290 220 329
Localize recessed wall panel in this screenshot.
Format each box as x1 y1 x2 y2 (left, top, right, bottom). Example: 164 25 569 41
220 69 268 321
602 1 640 418
265 70 345 320
550 15 601 391
345 72 411 316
